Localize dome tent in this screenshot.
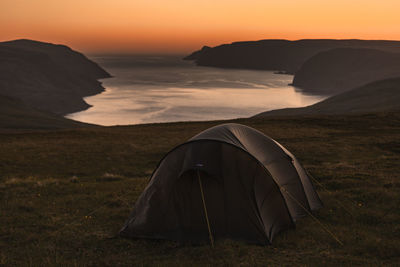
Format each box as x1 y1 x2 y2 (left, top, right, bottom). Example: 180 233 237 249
120 123 322 245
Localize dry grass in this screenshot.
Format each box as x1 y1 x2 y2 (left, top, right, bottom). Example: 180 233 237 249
0 112 399 265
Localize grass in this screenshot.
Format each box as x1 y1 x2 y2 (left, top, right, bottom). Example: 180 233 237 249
0 112 399 265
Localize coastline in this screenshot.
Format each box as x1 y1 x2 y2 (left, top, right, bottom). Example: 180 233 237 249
64 58 324 126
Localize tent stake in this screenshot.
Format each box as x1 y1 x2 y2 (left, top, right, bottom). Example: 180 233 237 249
197 170 214 248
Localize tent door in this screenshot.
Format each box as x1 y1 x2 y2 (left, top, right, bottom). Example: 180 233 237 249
173 170 226 242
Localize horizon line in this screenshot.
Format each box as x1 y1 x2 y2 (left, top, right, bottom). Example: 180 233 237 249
3 37 400 55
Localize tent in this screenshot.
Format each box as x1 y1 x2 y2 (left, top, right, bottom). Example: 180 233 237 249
120 123 322 245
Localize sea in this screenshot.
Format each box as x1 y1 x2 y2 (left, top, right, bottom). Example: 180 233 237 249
66 55 325 126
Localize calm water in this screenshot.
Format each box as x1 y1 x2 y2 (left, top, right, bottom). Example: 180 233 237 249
66 55 324 125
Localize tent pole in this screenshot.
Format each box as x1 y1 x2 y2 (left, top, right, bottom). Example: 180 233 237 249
197 170 214 248
306 170 355 218
281 186 343 246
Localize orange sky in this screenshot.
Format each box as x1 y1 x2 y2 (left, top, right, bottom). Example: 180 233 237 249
1 0 400 54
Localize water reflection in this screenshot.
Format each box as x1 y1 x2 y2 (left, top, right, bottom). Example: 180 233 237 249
66 55 324 126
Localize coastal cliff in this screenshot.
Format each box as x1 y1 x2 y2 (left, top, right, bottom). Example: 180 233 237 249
292 48 400 95
0 39 111 115
185 39 400 74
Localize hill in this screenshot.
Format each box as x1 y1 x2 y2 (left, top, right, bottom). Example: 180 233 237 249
292 48 400 95
254 78 400 117
184 39 400 74
0 39 111 115
0 94 91 130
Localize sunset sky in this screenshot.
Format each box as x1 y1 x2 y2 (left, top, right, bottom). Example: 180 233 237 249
1 0 400 54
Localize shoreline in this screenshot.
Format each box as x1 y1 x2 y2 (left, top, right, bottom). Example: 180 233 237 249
64 74 325 126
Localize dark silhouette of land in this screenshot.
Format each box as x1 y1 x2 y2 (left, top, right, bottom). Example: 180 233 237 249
185 39 400 74
0 94 91 130
0 39 110 116
2 38 400 129
292 48 400 95
186 39 400 98
254 77 400 117
0 39 399 265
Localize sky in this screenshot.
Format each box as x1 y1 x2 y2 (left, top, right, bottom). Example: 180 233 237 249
1 0 400 54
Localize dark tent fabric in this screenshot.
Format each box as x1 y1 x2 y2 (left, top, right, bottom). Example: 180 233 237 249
120 123 323 244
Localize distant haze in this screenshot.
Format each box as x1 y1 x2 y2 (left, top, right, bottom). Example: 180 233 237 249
1 0 400 53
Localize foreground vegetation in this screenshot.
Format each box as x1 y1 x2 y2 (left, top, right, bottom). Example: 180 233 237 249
1 112 399 265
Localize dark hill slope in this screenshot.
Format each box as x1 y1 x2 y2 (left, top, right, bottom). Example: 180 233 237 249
0 94 90 130
292 48 400 95
254 78 400 117
185 39 400 73
1 39 110 79
0 39 111 115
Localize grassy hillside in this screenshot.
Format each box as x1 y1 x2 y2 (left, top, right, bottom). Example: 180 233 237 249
1 113 399 265
255 78 400 117
0 94 91 130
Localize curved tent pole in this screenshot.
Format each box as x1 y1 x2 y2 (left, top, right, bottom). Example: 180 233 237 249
197 169 215 248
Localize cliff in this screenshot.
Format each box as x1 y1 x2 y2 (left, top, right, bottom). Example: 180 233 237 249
185 39 400 74
0 39 111 115
292 48 400 95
